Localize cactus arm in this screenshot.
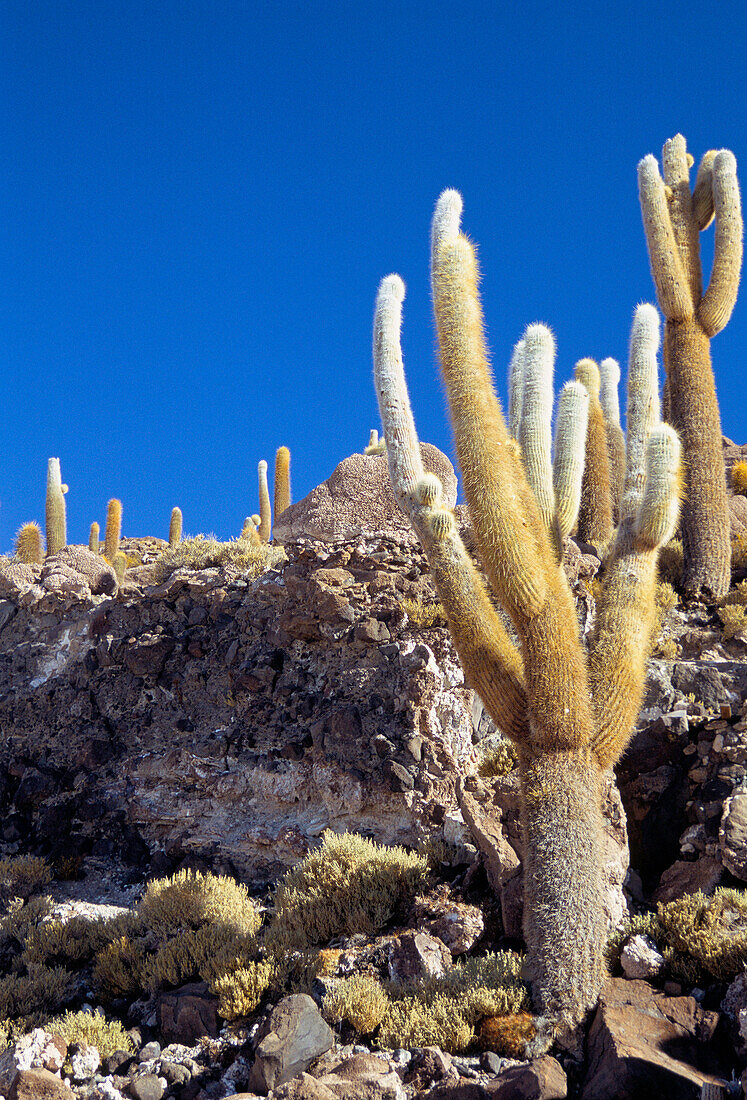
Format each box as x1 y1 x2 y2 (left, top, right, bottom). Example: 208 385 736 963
373 275 529 742
507 336 526 439
698 150 743 337
574 359 613 547
518 324 558 546
661 135 703 302
638 155 693 320
88 522 100 554
552 380 589 541
169 507 183 547
430 193 593 755
599 357 626 521
257 461 271 543
692 150 717 231
589 304 682 769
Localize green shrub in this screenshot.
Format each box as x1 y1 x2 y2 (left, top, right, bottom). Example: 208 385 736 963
210 961 272 1020
656 888 747 980
268 831 430 949
24 913 136 967
138 869 261 937
323 974 390 1034
0 963 74 1021
0 856 52 902
476 735 517 777
48 1010 134 1057
378 993 474 1052
92 936 147 1001
152 535 285 583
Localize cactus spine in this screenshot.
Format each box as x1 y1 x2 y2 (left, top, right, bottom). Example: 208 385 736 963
638 135 743 599
104 499 122 561
574 359 614 547
169 507 183 547
257 461 271 543
89 522 100 554
45 458 67 556
599 357 626 522
274 446 291 518
374 191 680 1036
15 522 43 564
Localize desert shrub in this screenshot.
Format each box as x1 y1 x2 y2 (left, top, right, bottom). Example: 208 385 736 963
656 889 747 980
733 534 747 574
717 604 747 641
377 993 474 1052
92 936 148 1001
268 831 430 949
0 896 54 953
24 913 136 967
323 973 390 1034
401 598 446 628
0 856 52 903
476 734 517 777
48 1010 134 1057
140 924 256 993
0 963 74 1020
657 539 684 588
210 961 272 1021
732 461 747 496
152 535 285 583
478 1011 536 1059
314 949 342 977
721 580 747 607
137 869 261 937
653 637 680 660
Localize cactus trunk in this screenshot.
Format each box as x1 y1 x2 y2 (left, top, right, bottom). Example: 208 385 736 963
520 750 606 1027
664 318 730 599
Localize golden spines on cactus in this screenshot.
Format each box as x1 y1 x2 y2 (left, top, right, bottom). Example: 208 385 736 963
104 499 122 562
15 522 43 564
638 135 742 599
89 522 100 554
732 461 747 496
374 191 681 1036
169 507 183 547
274 447 291 517
574 359 613 547
599 357 626 522
45 458 67 556
257 461 271 543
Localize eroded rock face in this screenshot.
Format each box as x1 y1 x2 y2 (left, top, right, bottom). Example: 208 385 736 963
272 445 458 545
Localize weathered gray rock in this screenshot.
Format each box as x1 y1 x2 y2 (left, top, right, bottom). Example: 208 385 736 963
248 994 334 1095
387 932 452 983
620 935 664 980
582 978 728 1099
719 785 747 880
273 446 457 544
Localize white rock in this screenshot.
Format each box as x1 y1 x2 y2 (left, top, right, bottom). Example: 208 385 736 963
70 1043 101 1079
620 934 665 980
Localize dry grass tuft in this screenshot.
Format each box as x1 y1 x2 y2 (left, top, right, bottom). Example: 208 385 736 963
478 1011 536 1059
152 534 285 583
401 598 446 628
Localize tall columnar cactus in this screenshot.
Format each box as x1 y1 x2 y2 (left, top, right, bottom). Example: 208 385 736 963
512 323 589 556
365 429 387 455
373 191 681 1035
104 499 122 561
638 135 743 599
574 359 614 547
15 522 44 564
45 458 67 556
257 461 271 543
599 357 626 522
169 507 183 547
89 522 100 554
274 447 292 518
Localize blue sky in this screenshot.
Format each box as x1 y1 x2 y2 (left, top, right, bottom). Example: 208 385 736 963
1 1 746 551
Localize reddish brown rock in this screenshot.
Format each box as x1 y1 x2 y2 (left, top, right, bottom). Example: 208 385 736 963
486 1056 567 1099
653 856 723 904
582 978 728 1099
8 1068 75 1100
158 981 219 1044
387 931 452 983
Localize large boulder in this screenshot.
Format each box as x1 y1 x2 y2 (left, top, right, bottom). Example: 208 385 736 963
273 445 457 544
248 994 334 1095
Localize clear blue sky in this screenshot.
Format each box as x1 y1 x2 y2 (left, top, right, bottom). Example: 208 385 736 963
2 1 746 551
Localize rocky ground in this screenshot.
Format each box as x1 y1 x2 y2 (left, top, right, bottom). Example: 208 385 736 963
2 448 747 1099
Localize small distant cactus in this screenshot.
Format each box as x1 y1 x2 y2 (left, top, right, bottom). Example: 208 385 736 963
89 522 100 554
104 499 122 561
169 507 183 547
112 550 127 587
274 446 291 517
15 522 43 564
257 461 271 543
732 461 747 496
45 458 67 556
365 429 387 455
